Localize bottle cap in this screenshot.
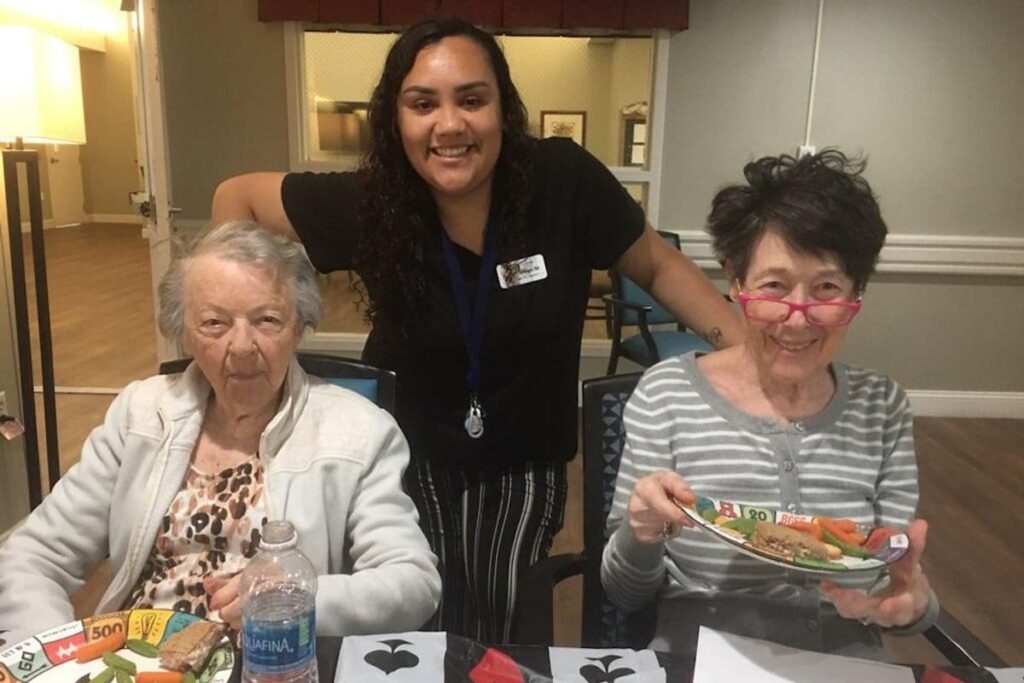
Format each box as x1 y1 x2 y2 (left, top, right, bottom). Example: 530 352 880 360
260 520 298 550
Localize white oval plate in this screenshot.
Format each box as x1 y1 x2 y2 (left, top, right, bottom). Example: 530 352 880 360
677 495 910 575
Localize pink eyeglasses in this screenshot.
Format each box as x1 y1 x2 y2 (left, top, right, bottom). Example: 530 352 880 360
735 289 862 327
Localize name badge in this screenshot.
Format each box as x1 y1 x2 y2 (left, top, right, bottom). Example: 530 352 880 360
496 254 547 289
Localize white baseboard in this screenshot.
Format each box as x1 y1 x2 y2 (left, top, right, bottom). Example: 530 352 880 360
906 390 1024 418
21 219 58 232
86 213 145 225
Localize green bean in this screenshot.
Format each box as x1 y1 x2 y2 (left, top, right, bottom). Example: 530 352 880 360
125 639 159 658
113 669 133 683
102 652 137 675
183 672 196 683
89 667 116 683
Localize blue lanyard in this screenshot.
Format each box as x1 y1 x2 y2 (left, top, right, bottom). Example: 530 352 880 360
439 218 500 398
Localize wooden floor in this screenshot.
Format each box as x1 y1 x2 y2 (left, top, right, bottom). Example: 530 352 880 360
17 224 1024 665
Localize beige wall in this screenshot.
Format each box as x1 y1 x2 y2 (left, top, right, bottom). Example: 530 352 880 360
157 0 1023 395
659 0 1023 393
608 38 653 165
159 0 289 223
303 32 650 168
79 16 140 217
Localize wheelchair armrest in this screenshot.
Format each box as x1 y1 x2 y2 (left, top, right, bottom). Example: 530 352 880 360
923 607 1006 667
512 552 586 646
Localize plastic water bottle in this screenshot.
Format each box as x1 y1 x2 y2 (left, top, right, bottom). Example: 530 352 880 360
241 520 318 683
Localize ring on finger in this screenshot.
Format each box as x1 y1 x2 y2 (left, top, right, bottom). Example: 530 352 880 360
658 520 675 540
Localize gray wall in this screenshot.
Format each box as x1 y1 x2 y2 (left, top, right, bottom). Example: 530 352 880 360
158 0 1023 394
660 0 1023 392
159 0 289 224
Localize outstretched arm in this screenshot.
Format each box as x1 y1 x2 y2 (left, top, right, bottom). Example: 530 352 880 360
211 172 297 240
615 224 743 349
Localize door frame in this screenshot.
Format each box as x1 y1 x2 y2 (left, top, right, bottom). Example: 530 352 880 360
127 0 177 363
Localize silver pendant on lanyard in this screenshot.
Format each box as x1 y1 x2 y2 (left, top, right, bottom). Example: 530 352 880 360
464 394 485 439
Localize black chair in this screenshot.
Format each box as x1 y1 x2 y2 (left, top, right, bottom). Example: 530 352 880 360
603 230 712 375
514 373 1007 667
514 372 652 648
158 351 397 415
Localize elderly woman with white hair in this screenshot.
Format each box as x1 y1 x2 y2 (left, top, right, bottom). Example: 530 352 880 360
0 222 441 644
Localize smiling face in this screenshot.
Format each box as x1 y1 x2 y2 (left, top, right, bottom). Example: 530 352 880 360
731 229 858 388
396 35 502 203
182 254 301 417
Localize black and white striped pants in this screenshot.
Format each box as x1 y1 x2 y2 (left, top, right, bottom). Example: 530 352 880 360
404 457 568 644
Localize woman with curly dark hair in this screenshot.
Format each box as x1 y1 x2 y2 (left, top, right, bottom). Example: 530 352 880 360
212 17 741 642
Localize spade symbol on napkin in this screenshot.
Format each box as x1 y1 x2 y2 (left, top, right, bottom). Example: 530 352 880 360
578 654 635 683
364 639 420 675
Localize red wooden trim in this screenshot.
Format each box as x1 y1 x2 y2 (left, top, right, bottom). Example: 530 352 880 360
318 0 380 23
624 0 689 30
502 0 561 28
562 0 623 29
440 0 501 26
257 0 316 21
381 0 438 25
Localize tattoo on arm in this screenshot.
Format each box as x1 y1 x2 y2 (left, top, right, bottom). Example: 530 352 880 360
701 327 724 349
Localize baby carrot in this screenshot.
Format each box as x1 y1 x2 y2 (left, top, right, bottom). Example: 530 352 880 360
137 672 185 683
75 631 127 663
817 517 866 547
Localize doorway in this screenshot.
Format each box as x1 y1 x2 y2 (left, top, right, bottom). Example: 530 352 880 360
46 144 87 227
0 9 162 533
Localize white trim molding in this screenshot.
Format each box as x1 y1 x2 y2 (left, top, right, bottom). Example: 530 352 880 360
21 218 57 232
906 390 1024 418
672 230 1024 277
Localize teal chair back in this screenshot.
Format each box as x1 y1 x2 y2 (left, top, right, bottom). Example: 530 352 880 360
158 352 396 414
615 231 680 327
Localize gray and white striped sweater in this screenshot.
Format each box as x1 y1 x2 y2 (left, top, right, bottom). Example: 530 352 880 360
601 351 918 612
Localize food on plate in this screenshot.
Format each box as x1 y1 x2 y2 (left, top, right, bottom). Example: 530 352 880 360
817 516 868 546
125 639 159 658
75 631 127 663
749 521 832 561
158 621 226 673
103 652 137 675
136 672 185 683
782 519 824 541
88 669 116 683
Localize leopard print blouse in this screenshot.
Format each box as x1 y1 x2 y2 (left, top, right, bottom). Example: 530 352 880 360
124 455 268 619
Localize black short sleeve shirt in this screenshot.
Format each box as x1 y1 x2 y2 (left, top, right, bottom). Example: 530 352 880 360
282 138 645 468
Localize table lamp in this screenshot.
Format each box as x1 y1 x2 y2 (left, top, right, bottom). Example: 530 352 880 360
0 25 87 508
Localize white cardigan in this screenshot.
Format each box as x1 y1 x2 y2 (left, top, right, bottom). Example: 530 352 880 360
0 359 440 644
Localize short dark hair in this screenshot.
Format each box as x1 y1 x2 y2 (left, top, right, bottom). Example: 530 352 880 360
707 149 887 292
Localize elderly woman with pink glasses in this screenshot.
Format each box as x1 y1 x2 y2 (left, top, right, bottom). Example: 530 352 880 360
600 150 937 660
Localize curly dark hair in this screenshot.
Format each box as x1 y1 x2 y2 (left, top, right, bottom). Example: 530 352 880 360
353 17 536 333
707 149 887 293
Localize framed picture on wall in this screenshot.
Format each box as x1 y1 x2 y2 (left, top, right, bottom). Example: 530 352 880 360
540 110 586 147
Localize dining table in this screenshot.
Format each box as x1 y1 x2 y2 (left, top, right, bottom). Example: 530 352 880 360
313 633 1011 683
